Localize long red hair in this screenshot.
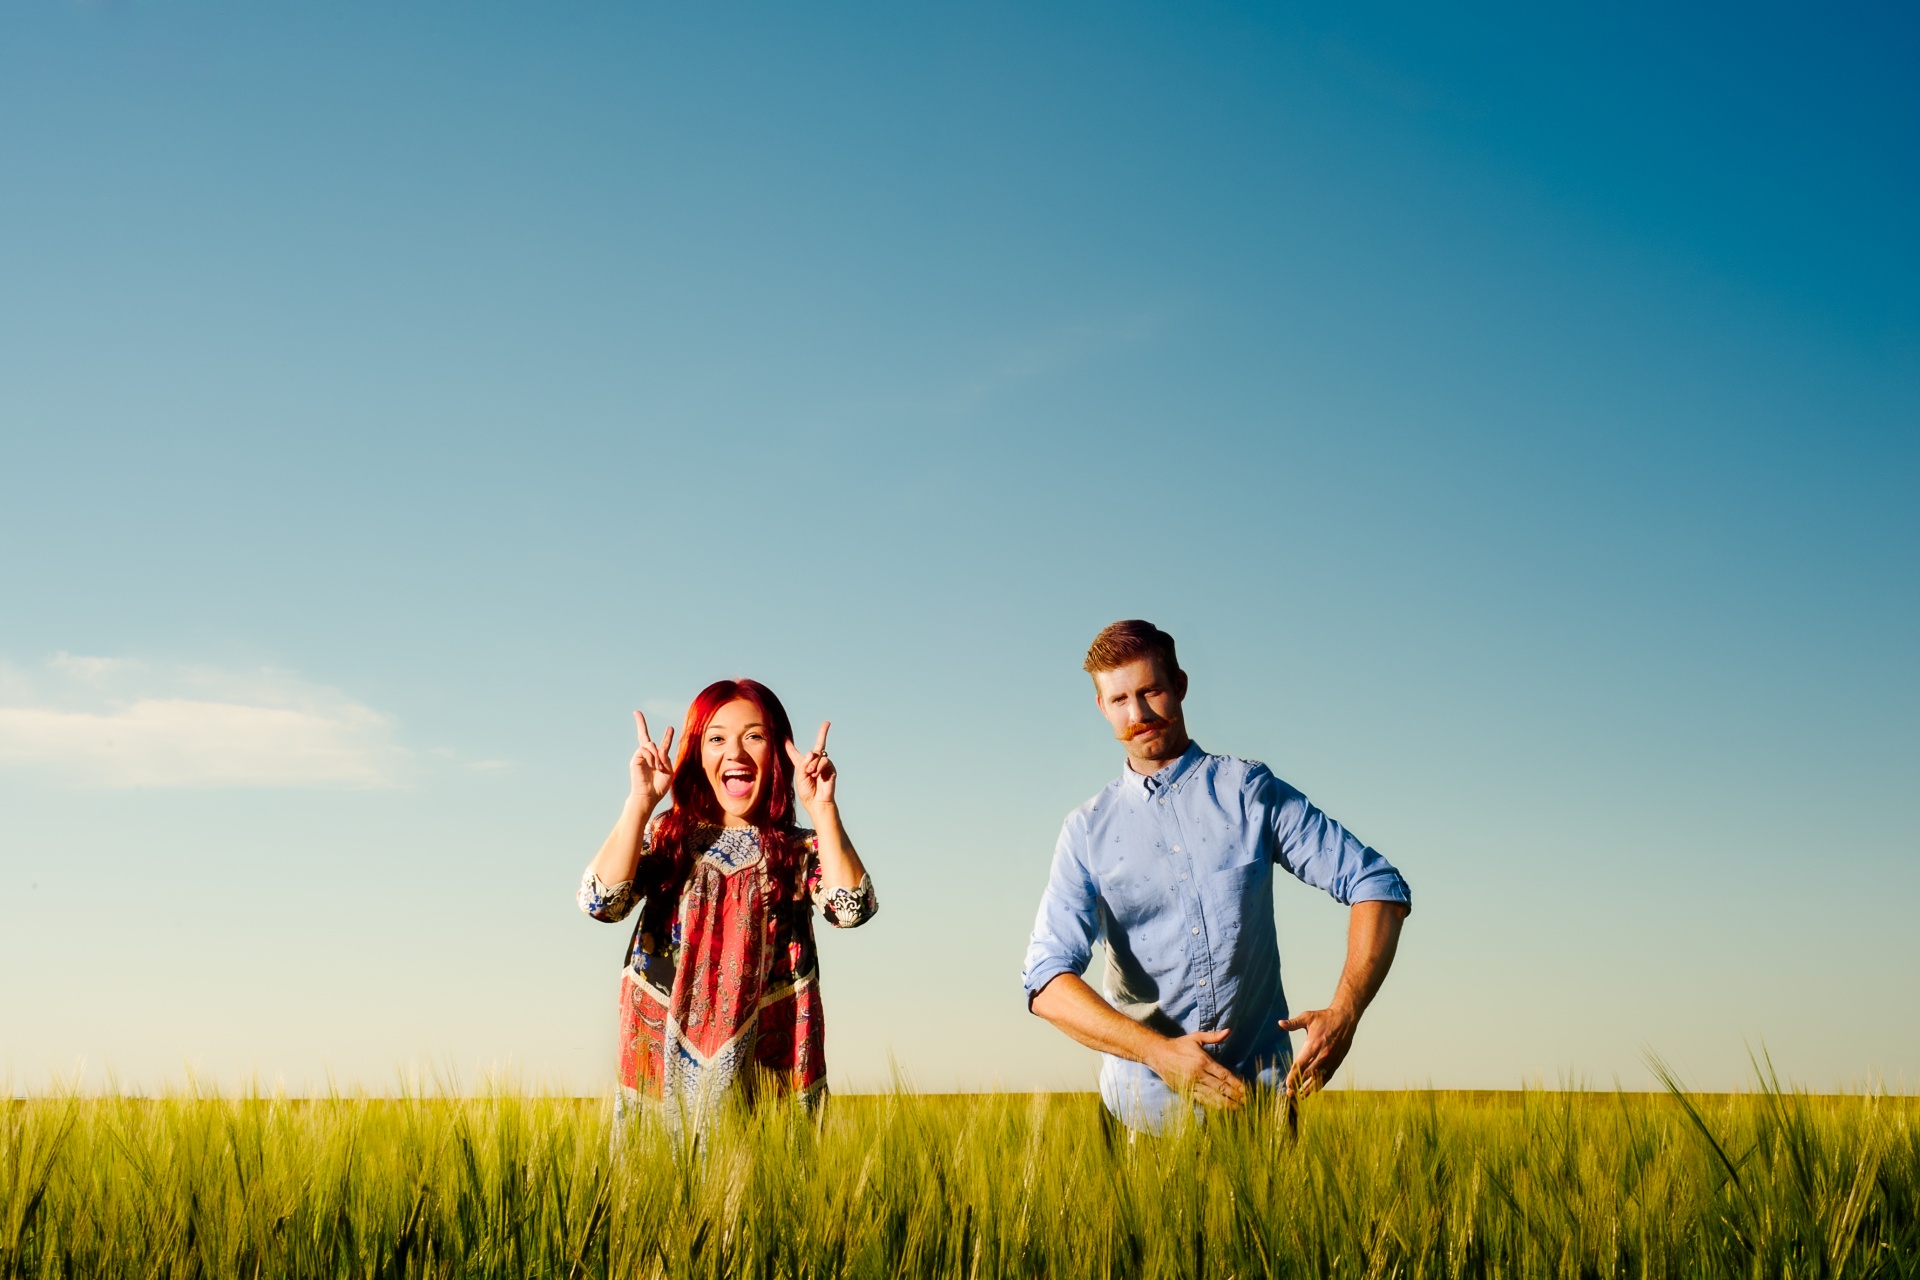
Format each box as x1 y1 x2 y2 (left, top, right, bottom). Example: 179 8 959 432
648 679 803 880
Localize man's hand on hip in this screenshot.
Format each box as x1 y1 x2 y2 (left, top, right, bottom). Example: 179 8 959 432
1147 1029 1247 1110
1030 974 1248 1109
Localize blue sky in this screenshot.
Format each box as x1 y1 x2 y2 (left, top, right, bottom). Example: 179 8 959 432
1 1 1914 1094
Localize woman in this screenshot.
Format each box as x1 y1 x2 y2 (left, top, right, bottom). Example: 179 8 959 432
578 679 876 1132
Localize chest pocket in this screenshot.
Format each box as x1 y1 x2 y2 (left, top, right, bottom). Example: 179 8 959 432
1207 846 1266 879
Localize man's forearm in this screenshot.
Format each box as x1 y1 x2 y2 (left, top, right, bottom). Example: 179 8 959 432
1029 973 1166 1064
1031 972 1248 1108
1330 900 1407 1016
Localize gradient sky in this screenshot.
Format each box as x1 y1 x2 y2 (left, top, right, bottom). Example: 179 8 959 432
2 1 1915 1096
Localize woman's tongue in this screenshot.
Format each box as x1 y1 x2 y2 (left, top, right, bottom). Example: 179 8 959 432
723 771 754 798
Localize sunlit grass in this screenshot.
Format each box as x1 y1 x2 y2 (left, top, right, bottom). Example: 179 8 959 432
4 1068 1916 1278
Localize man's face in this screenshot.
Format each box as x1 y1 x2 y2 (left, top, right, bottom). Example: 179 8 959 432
1091 657 1190 771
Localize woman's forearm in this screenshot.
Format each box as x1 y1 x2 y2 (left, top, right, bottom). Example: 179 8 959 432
808 801 867 889
588 794 654 886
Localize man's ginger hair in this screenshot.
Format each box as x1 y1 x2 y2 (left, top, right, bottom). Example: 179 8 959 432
1083 619 1182 680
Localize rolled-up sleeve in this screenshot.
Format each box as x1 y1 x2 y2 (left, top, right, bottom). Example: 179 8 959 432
1022 813 1102 1004
1256 768 1411 912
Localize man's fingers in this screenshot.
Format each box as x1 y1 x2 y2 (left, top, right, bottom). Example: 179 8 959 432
1284 1060 1318 1099
1200 1082 1245 1110
813 721 830 755
1197 1028 1232 1045
1292 1050 1328 1097
1278 1012 1313 1032
1210 1075 1246 1104
1211 1064 1245 1094
1289 1059 1317 1093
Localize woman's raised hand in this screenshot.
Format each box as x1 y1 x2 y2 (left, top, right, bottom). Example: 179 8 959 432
630 711 677 813
785 721 836 818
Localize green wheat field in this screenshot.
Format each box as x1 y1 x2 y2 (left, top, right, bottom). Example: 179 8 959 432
4 1070 1916 1279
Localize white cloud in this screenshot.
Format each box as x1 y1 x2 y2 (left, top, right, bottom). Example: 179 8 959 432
0 655 408 789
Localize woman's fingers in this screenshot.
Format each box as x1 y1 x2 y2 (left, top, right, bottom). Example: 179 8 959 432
634 710 677 775
782 730 839 800
785 741 821 794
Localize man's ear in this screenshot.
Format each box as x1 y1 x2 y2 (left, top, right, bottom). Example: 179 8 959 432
1174 668 1189 700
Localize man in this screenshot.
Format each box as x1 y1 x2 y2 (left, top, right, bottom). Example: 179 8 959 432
1022 620 1411 1132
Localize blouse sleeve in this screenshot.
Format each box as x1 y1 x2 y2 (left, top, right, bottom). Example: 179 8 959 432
578 868 638 922
804 831 878 929
576 821 652 922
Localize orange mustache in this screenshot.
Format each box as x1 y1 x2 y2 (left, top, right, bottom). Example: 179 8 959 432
1119 721 1166 741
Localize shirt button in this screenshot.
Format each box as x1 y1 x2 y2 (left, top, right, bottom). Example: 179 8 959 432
1172 845 1181 852
1191 926 1200 935
1179 873 1187 881
1198 978 1208 986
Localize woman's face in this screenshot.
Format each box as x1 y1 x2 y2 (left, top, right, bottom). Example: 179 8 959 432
700 698 775 825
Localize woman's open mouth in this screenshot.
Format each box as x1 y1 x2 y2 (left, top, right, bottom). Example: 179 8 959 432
721 766 756 799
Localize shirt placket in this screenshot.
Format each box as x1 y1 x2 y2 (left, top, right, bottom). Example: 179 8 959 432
1150 769 1217 1029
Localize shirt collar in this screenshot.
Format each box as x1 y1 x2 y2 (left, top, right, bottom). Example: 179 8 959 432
1122 740 1204 797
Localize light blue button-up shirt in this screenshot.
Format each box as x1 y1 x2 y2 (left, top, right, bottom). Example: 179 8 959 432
1022 741 1411 1131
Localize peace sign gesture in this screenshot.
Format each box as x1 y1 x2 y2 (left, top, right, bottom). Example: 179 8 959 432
785 721 836 821
630 711 677 814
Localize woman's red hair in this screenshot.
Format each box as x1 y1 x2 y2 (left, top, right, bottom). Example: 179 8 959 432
648 679 803 880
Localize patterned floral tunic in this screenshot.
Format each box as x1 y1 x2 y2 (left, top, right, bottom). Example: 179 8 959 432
578 823 876 1130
